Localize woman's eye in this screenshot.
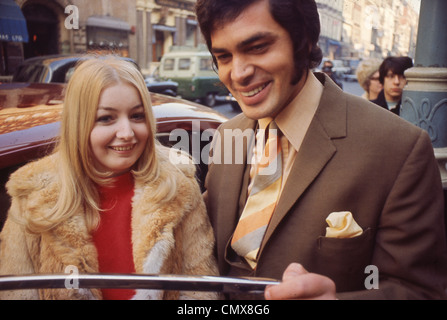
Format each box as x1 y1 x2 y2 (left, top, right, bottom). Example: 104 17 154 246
131 112 146 121
96 115 113 123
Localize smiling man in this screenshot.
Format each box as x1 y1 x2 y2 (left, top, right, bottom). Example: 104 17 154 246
209 8 305 120
197 0 447 300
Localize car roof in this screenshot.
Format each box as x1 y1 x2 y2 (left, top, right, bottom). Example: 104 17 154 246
19 54 135 65
19 54 83 64
0 83 65 109
14 55 139 83
162 51 212 58
0 82 226 124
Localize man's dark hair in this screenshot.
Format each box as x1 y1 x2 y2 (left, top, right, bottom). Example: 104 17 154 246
195 0 323 84
378 56 413 84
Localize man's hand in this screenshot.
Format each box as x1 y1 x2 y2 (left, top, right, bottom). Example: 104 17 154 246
264 263 337 300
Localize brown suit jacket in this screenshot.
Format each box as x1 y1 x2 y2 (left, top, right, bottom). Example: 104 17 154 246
204 73 447 299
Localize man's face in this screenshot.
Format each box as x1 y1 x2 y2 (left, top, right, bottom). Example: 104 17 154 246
210 0 305 120
383 71 407 103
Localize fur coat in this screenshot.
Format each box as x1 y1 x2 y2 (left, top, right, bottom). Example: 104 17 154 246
0 152 219 300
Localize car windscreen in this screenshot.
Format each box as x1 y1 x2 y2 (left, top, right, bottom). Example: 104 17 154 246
13 64 46 82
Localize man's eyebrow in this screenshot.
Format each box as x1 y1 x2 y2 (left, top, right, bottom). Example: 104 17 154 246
212 32 277 53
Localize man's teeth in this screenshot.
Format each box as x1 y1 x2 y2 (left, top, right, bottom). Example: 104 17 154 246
241 84 267 97
111 145 134 151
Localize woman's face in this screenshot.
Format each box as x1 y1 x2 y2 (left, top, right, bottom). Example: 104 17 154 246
90 83 149 176
369 71 382 99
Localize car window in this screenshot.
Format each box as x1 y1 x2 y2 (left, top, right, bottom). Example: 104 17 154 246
178 58 191 71
13 65 45 82
65 67 76 83
163 58 175 71
51 62 78 83
200 58 213 71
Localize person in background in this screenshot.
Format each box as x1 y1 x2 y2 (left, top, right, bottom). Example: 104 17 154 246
322 60 343 89
371 56 413 115
196 0 447 300
0 56 219 300
356 58 383 101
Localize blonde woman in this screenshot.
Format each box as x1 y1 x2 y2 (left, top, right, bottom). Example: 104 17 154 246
356 58 382 101
0 56 218 300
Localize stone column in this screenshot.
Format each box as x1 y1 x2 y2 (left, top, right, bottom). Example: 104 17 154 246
146 10 153 69
401 0 447 188
136 0 156 74
136 9 144 68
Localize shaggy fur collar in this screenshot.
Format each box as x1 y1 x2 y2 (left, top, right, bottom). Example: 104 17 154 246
2 151 218 300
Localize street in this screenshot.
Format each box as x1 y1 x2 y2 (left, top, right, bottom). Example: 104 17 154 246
214 80 364 119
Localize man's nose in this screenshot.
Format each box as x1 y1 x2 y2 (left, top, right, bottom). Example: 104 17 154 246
393 74 404 83
231 56 254 83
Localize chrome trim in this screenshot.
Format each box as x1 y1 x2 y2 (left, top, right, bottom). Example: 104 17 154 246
0 274 279 293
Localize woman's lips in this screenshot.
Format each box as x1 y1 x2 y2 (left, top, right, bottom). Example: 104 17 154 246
110 144 135 152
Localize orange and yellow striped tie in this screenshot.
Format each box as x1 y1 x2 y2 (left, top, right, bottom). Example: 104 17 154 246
231 119 282 269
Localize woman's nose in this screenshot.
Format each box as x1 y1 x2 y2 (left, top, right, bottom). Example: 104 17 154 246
116 120 134 139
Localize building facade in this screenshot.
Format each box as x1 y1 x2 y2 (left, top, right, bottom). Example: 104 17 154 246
339 0 419 60
13 0 138 57
1 0 420 77
135 0 200 74
2 0 200 76
316 0 345 60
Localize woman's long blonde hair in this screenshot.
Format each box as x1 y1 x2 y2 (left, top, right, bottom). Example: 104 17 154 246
26 56 177 233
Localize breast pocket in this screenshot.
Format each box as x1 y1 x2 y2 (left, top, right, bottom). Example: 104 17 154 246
314 228 374 292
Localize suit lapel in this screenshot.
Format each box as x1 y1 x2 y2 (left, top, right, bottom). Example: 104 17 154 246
261 74 348 251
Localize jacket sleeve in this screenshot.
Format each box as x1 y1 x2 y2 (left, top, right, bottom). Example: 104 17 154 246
0 201 40 299
338 130 447 299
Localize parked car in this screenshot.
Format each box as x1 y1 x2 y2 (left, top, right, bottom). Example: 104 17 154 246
144 76 178 97
315 58 351 79
159 47 231 107
0 82 228 230
12 54 178 96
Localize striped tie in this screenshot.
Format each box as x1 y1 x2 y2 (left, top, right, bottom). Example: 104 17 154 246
231 120 282 269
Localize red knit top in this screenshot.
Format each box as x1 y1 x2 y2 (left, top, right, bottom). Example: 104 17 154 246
92 172 136 300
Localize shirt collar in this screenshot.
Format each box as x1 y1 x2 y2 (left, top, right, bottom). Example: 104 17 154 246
274 71 324 151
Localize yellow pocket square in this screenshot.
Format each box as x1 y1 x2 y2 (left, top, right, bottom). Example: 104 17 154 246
325 211 363 238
